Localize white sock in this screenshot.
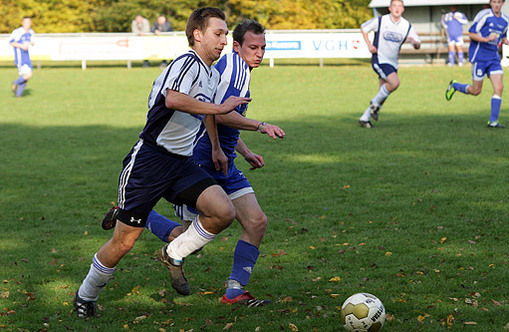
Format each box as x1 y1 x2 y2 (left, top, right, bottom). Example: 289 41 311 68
167 216 215 261
372 84 390 106
360 107 371 122
78 253 115 301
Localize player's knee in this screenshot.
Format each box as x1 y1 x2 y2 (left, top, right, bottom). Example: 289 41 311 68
113 236 137 254
470 88 481 96
245 212 267 235
212 200 235 226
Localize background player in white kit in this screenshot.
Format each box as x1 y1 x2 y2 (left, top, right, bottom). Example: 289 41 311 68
358 0 421 128
73 7 250 318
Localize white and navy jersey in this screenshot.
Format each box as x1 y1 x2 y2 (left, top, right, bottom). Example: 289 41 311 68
442 11 468 39
9 27 34 67
469 8 509 63
139 50 220 156
193 51 251 165
361 14 420 69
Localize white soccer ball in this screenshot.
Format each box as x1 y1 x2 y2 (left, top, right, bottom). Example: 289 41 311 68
341 293 386 332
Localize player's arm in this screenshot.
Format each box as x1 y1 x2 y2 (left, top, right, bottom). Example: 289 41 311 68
407 27 421 49
235 137 264 170
216 112 285 140
203 115 228 176
360 18 377 54
165 89 251 115
9 41 29 51
469 31 496 43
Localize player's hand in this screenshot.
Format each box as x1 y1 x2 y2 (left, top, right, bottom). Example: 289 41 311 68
212 147 228 176
219 96 252 114
258 123 285 139
487 33 498 42
244 152 264 170
368 45 377 54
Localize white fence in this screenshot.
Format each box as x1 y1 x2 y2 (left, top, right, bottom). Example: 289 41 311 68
0 30 371 69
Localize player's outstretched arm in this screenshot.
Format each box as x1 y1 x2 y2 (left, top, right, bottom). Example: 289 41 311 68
165 90 251 115
204 115 228 176
216 111 285 139
235 137 264 170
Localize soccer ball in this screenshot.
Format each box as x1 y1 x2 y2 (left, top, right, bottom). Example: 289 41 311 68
341 293 386 332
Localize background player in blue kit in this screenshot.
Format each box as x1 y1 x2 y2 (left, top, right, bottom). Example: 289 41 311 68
73 7 251 318
103 19 285 306
442 6 469 67
9 16 35 98
446 0 509 128
358 0 421 128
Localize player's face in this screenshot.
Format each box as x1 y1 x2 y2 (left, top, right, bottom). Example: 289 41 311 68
197 17 228 65
234 31 266 69
490 0 504 15
22 18 32 30
389 1 405 19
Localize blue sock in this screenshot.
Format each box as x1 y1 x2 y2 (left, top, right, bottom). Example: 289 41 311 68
225 240 259 299
458 52 464 64
145 210 181 243
453 82 469 94
14 76 27 85
448 51 455 65
16 82 27 97
490 95 502 123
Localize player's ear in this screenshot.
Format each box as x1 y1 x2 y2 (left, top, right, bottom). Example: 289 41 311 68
233 41 241 53
193 28 202 43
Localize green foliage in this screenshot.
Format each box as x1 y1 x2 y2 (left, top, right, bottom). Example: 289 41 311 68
1 0 372 33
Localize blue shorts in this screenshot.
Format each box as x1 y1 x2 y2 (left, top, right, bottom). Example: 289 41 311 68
371 60 397 80
471 61 503 81
447 35 464 46
117 140 217 227
174 162 254 221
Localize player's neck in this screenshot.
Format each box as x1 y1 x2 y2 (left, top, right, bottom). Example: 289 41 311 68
492 9 501 17
390 14 402 23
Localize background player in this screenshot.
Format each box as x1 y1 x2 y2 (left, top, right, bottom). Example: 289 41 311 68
102 19 285 306
445 0 509 128
73 7 250 318
442 6 469 67
9 16 35 98
358 0 421 128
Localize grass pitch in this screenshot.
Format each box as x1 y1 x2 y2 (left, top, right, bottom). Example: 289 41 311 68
0 60 508 331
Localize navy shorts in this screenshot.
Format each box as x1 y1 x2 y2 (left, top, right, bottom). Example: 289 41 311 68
116 140 217 227
371 60 397 80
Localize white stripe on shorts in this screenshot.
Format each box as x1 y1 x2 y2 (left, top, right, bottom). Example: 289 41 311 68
118 139 144 209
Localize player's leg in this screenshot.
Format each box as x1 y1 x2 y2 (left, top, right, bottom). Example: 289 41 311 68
455 44 464 67
487 72 504 127
446 62 484 100
222 193 271 306
145 210 183 242
360 64 398 126
448 42 456 66
13 65 32 97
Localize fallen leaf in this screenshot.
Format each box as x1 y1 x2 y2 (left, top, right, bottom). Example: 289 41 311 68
223 322 234 330
385 252 392 256
309 246 315 250
464 321 477 325
289 323 299 331
492 299 501 306
439 237 447 243
417 315 426 322
328 276 341 282
446 314 454 328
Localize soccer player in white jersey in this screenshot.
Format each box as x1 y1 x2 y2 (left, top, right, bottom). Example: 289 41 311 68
101 20 285 307
73 7 251 318
358 0 421 128
446 0 509 128
9 16 35 98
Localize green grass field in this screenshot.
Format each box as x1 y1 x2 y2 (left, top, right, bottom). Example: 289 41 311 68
0 60 508 331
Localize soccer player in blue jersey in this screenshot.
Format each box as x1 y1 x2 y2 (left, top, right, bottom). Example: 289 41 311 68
358 0 421 128
442 6 469 67
102 19 285 306
9 17 35 98
445 0 509 128
73 7 251 318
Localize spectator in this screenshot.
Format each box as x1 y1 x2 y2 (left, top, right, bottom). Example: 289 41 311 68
151 15 173 67
131 14 151 67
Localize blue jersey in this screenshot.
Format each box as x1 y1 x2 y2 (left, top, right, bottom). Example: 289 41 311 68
469 8 509 62
193 51 251 168
442 11 468 39
9 27 34 67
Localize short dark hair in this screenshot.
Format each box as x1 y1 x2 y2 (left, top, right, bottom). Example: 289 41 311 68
233 19 265 45
186 7 226 46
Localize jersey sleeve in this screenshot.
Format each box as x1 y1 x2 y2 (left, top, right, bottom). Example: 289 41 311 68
361 17 379 33
469 9 488 35
214 53 250 105
457 12 468 25
407 26 421 43
162 55 199 97
8 29 20 43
